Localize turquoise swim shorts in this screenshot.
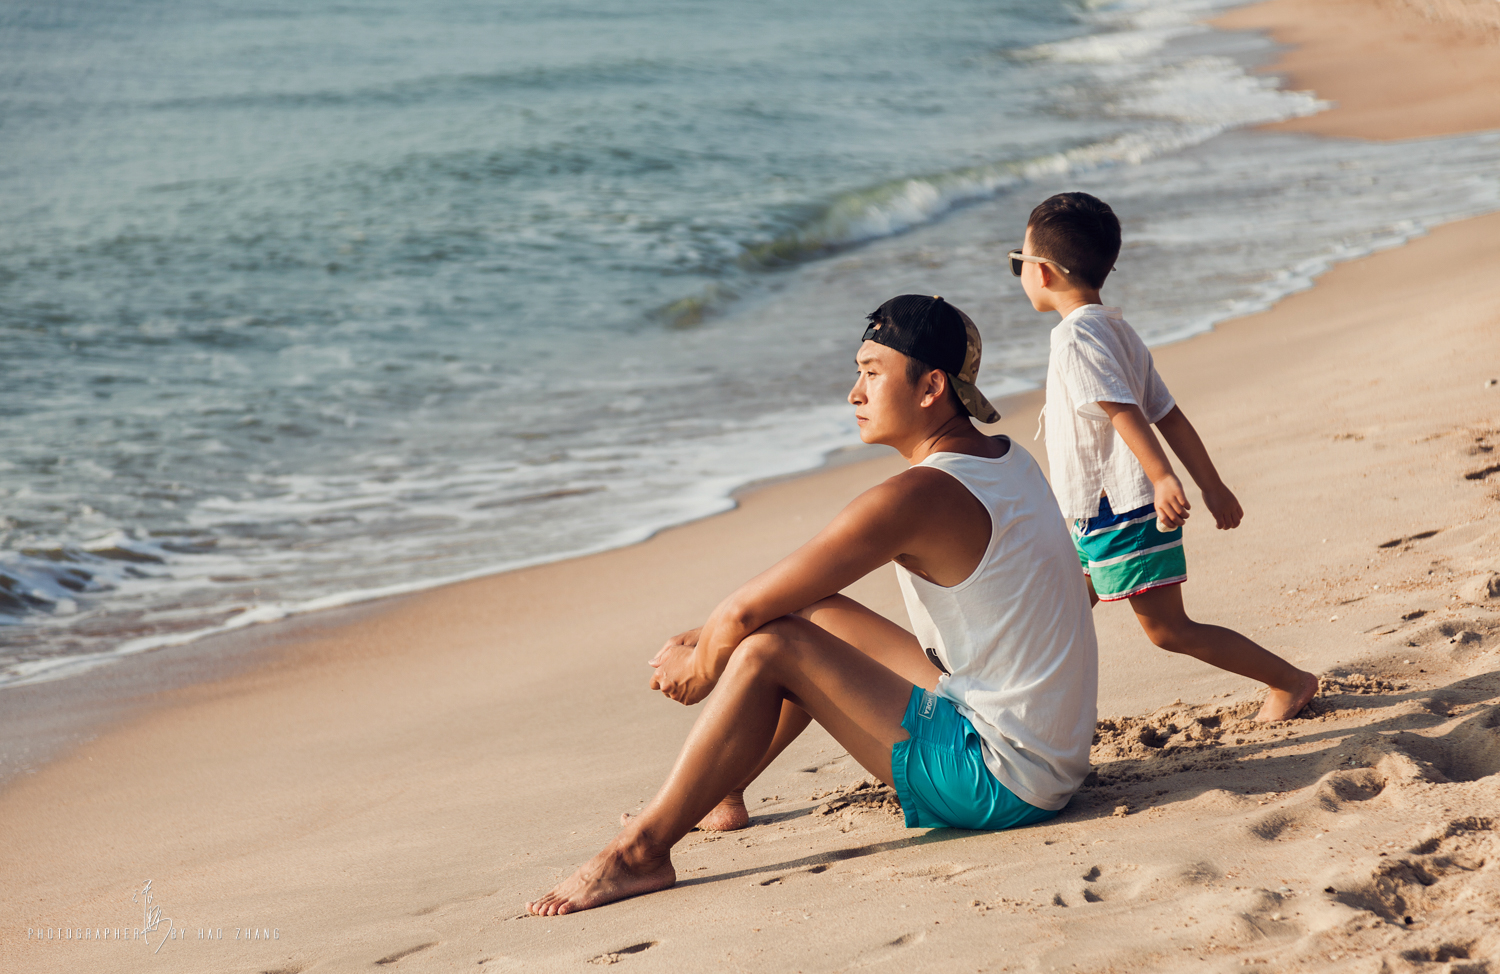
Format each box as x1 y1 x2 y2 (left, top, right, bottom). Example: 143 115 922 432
889 686 1058 831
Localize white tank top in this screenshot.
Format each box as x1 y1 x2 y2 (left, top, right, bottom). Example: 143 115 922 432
895 441 1098 810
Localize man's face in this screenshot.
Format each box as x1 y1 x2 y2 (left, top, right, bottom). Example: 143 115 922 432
848 340 925 445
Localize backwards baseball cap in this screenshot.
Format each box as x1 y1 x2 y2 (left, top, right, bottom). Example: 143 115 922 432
861 294 1000 424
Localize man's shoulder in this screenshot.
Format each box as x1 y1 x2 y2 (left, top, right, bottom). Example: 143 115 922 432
881 463 964 497
895 444 1027 491
875 461 990 509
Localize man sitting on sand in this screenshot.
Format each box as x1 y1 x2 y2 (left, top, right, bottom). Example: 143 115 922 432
527 295 1098 916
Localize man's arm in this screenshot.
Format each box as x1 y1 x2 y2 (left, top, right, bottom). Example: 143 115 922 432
649 473 936 705
1154 406 1242 529
1096 401 1191 529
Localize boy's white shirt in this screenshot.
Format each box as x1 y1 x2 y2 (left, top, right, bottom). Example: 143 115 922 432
1043 305 1175 520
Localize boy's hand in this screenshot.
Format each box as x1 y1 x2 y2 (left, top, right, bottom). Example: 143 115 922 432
1153 474 1191 530
1200 483 1243 530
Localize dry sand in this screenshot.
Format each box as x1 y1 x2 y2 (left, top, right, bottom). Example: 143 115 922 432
6 4 1500 973
1214 0 1500 139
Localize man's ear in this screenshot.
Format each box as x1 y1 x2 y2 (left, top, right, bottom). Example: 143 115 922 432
1036 261 1053 289
920 369 947 409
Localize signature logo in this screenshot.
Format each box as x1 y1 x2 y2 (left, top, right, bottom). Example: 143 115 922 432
132 880 174 955
25 880 278 949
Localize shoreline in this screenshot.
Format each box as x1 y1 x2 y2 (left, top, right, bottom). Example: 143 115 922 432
0 437 898 697
1214 0 1500 139
6 0 1496 692
6 2 1500 971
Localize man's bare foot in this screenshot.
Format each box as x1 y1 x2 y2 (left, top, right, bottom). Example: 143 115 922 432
622 793 751 832
1254 670 1319 722
526 837 676 916
696 791 750 832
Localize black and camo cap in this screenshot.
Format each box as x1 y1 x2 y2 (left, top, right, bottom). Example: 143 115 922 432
861 294 1000 424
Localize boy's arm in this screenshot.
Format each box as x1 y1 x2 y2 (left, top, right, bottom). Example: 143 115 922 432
1096 401 1191 529
1154 406 1243 529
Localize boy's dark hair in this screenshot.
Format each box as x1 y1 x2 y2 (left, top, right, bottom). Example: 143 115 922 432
1026 192 1120 289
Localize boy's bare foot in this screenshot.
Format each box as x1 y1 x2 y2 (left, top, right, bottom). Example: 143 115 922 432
696 792 751 832
526 837 676 916
1254 670 1319 722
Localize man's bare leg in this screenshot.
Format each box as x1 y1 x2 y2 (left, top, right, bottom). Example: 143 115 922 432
691 700 810 831
527 615 915 916
695 595 940 831
1128 584 1318 722
624 703 806 832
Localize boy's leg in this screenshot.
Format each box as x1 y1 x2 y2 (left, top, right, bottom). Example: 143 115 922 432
527 615 916 916
698 595 940 831
1128 584 1318 722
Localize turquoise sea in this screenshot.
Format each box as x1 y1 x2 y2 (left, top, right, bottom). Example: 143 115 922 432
2 0 1498 685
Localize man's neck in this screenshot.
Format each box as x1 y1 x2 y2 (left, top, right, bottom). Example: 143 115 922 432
901 414 1003 465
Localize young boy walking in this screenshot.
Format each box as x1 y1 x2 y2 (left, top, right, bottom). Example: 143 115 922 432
1013 192 1318 722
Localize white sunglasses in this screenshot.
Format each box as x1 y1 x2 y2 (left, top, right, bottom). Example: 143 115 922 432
1007 250 1071 277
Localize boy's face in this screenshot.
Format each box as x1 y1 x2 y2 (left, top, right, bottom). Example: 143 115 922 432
1018 226 1054 313
848 341 932 447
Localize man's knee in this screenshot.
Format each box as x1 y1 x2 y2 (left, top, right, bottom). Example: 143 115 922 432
729 619 805 673
793 595 851 622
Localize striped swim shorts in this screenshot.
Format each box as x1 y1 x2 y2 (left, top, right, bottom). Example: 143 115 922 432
1072 494 1186 601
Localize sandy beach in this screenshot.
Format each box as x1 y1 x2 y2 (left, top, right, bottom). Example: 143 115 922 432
5 3 1500 972
1214 0 1500 139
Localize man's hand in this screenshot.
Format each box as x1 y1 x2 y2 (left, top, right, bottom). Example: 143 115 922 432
1153 474 1191 530
1199 482 1243 530
650 628 702 666
649 628 716 705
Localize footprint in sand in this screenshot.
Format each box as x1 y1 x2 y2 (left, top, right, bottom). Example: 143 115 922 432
758 863 831 887
587 941 658 965
799 752 854 774
1329 817 1497 923
888 861 974 884
374 942 437 966
1442 704 1500 781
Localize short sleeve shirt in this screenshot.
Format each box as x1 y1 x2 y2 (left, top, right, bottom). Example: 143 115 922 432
1043 306 1175 520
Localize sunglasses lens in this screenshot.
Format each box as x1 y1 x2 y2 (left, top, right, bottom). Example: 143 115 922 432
1009 256 1023 277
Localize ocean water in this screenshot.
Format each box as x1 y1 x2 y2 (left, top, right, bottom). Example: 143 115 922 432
2 0 1498 687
